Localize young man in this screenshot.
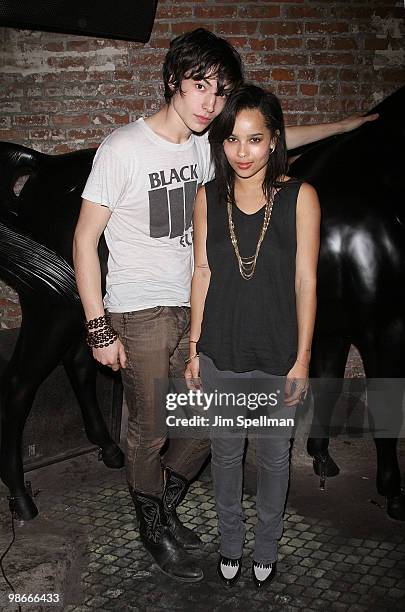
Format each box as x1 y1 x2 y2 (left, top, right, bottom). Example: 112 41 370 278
73 28 377 582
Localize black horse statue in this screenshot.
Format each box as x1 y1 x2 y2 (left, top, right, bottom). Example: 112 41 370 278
0 143 124 521
0 85 404 521
290 85 405 520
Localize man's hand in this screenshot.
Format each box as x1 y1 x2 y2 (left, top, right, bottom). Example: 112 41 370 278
285 112 380 150
92 338 127 372
338 112 379 134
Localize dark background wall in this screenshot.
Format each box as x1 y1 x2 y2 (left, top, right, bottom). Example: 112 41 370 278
0 0 404 328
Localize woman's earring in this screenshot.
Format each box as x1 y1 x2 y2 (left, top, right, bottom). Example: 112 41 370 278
269 146 275 154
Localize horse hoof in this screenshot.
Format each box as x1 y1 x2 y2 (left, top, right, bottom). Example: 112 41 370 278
8 492 39 521
386 493 405 521
312 452 340 478
98 443 125 469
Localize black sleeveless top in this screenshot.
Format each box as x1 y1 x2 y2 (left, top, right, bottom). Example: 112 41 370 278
197 178 302 375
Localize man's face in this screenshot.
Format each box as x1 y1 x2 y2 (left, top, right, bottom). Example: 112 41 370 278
170 75 228 133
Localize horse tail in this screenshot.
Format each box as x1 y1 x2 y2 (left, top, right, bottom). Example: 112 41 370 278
0 221 80 304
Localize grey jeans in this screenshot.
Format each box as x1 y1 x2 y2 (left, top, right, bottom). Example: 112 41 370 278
110 307 210 496
199 352 295 564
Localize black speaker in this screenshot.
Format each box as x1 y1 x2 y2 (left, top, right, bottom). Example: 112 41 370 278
0 0 158 43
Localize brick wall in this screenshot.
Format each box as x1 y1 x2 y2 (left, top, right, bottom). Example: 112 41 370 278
0 0 404 328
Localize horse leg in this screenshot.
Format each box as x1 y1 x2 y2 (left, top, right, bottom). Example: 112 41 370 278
0 303 80 520
357 321 405 520
307 333 351 486
62 339 124 468
1 333 39 519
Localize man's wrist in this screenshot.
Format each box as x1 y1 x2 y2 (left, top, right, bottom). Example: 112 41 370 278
85 313 118 349
84 309 106 322
335 118 351 135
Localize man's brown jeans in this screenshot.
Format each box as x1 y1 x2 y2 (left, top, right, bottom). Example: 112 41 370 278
110 306 209 497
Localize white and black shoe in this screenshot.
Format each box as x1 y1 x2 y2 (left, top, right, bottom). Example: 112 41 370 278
217 555 242 587
252 561 277 588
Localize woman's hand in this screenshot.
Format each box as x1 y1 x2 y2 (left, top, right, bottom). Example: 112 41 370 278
184 355 202 391
285 361 309 406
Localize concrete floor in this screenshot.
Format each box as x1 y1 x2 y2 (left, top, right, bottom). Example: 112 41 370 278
0 432 404 612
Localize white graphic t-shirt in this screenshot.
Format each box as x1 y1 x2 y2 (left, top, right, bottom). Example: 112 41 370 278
82 118 213 312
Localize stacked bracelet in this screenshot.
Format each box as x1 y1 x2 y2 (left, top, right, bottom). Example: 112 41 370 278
86 328 118 348
85 315 118 349
85 315 108 330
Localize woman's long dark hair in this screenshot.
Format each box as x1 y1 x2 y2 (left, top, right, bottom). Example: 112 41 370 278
209 84 288 205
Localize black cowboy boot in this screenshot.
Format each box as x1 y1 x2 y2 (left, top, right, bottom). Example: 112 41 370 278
130 489 203 582
163 468 202 550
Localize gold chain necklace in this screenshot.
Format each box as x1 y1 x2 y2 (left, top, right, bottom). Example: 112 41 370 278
227 190 275 281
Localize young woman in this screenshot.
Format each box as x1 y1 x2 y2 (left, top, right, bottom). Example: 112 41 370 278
185 84 320 587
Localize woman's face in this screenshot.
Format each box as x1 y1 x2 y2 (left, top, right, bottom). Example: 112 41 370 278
223 107 276 181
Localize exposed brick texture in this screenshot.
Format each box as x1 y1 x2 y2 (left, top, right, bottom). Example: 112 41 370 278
0 0 404 327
